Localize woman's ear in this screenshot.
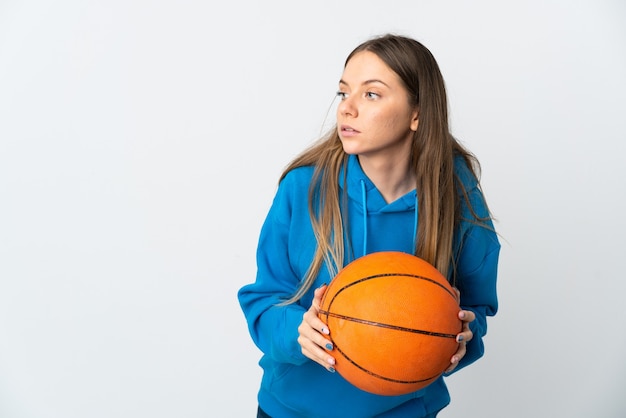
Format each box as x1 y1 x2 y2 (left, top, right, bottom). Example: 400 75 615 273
410 110 419 132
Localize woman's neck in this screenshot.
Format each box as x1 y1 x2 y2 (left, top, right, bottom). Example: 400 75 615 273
357 155 415 203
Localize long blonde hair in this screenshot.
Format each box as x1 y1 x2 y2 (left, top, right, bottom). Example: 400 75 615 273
280 34 488 304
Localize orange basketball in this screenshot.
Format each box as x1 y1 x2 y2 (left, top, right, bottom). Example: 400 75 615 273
318 251 461 396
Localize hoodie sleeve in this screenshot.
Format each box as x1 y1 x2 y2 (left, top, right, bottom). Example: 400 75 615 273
447 176 500 374
237 173 311 366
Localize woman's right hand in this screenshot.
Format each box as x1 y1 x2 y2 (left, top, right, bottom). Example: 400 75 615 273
297 284 337 372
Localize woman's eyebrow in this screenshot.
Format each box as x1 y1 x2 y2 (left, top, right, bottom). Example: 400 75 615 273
339 79 390 88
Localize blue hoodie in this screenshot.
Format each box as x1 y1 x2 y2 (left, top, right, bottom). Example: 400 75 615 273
238 154 499 417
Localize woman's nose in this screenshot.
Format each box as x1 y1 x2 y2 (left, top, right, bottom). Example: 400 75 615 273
338 96 357 117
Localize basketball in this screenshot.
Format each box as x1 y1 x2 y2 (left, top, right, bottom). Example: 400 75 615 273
318 251 462 396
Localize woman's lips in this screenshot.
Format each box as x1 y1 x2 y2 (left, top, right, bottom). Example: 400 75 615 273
340 124 359 137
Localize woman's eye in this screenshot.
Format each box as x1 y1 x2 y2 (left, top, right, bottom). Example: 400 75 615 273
365 92 380 99
336 91 348 100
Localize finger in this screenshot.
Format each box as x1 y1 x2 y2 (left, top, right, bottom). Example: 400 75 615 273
459 309 475 323
456 328 473 344
298 317 336 371
310 285 331 335
311 284 327 310
303 308 331 337
445 361 458 374
301 342 336 372
445 340 468 373
456 309 475 344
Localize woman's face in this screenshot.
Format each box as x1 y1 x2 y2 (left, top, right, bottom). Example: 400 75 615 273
336 51 418 163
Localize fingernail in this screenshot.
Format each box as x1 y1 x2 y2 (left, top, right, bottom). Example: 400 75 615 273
321 327 329 335
457 335 464 343
459 311 466 319
327 357 335 365
328 367 336 373
325 343 333 350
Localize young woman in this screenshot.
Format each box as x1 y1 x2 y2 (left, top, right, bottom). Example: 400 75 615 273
238 33 500 418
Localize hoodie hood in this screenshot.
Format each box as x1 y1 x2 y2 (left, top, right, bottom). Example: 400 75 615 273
339 155 419 257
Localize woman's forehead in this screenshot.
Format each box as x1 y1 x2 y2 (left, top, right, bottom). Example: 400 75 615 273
340 51 400 88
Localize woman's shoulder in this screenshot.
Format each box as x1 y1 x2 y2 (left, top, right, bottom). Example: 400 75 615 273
453 154 480 191
275 165 316 200
453 154 492 220
280 165 316 186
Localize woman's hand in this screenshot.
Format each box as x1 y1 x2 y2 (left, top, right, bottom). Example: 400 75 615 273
445 307 475 373
444 287 475 373
297 284 337 373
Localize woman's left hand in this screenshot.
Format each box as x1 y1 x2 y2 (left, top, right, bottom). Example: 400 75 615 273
445 308 475 373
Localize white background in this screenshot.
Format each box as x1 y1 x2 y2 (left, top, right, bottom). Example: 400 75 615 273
1 1 625 417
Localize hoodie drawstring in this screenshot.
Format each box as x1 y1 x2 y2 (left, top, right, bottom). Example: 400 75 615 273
360 180 368 257
413 195 419 254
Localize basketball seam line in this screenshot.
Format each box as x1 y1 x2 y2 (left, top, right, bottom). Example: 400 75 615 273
317 310 457 338
334 344 442 385
328 272 457 302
